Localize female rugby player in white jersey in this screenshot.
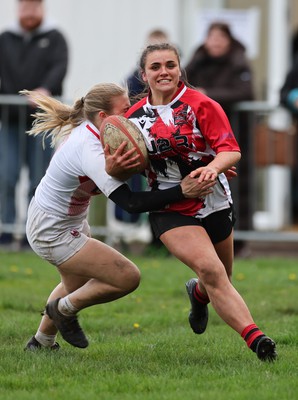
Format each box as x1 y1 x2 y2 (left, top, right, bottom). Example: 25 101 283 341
22 83 214 350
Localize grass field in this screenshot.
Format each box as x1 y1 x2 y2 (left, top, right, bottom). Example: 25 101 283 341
0 249 297 400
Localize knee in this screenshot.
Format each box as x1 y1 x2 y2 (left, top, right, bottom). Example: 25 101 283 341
198 262 225 288
119 261 141 294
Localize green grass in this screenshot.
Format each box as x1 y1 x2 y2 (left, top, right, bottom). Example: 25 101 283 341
0 250 297 400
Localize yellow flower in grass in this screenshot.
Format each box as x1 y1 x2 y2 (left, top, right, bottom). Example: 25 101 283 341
288 273 297 281
10 265 19 273
235 273 245 281
133 323 140 329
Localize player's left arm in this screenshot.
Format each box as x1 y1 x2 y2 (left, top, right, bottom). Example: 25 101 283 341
191 98 241 182
190 151 241 182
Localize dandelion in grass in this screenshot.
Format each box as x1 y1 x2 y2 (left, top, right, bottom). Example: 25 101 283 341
10 265 19 273
236 273 245 281
288 273 297 281
133 323 140 329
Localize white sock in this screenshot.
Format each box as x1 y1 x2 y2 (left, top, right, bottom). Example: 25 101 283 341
35 330 57 347
58 295 79 316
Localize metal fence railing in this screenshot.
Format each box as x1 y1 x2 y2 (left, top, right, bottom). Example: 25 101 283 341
1 95 298 244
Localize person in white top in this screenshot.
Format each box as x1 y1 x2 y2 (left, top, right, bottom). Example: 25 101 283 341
22 83 214 350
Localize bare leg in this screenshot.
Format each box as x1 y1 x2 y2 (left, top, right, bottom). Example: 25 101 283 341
57 238 140 310
37 277 88 335
213 233 234 280
196 231 234 296
160 225 254 334
29 238 140 345
37 283 66 336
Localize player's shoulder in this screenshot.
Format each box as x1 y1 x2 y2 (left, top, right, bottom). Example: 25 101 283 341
183 86 224 113
66 122 100 154
125 97 147 118
183 85 210 102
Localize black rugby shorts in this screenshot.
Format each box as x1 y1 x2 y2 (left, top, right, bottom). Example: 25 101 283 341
149 205 236 244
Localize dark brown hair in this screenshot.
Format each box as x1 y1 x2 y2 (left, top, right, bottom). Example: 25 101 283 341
139 43 181 72
207 22 233 39
206 22 245 51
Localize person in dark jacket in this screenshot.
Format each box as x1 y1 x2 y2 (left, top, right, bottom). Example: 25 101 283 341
184 22 254 112
0 0 68 245
280 56 298 115
280 56 298 219
185 22 254 233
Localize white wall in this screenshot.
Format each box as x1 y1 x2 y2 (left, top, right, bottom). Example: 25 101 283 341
0 0 190 100
0 0 267 100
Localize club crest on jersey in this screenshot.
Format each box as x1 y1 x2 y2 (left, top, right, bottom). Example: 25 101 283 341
70 229 81 238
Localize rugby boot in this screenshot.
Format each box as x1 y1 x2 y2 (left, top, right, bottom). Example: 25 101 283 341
255 336 277 362
24 335 60 351
185 278 209 334
45 298 88 348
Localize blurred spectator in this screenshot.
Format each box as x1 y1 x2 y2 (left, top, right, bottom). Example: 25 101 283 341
280 56 298 220
291 27 298 62
0 0 68 245
126 29 169 99
280 56 298 115
184 22 254 234
184 21 254 113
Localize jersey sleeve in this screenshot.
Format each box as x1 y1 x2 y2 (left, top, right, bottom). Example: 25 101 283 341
109 184 184 213
81 139 124 197
195 95 240 154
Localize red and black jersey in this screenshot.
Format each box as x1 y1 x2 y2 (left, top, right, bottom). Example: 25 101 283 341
125 82 240 218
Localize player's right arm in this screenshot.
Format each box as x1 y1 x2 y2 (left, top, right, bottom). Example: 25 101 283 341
83 137 215 214
104 141 141 180
109 176 215 214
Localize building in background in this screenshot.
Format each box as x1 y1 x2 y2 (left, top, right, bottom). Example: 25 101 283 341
1 0 298 237
0 0 296 102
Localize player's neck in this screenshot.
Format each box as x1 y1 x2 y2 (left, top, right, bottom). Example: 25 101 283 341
150 91 173 106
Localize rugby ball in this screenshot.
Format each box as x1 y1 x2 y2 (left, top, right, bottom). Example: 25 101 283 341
101 115 148 174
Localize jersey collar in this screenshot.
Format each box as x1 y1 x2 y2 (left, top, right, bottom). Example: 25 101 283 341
86 121 100 140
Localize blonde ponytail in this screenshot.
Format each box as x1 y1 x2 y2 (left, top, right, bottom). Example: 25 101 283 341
20 83 127 147
20 90 84 148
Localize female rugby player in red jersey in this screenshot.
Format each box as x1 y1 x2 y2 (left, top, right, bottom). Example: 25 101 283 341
123 43 276 362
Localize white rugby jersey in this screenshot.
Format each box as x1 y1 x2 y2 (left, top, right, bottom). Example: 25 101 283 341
34 121 123 217
125 82 240 218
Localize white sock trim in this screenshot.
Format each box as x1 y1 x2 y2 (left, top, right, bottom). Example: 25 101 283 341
35 330 56 347
58 295 79 316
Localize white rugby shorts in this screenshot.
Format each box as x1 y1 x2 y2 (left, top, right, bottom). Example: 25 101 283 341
26 197 90 266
